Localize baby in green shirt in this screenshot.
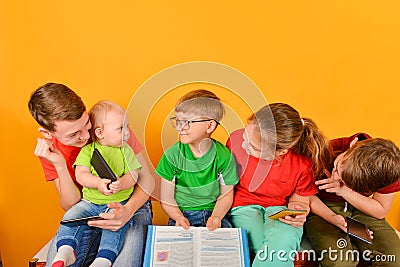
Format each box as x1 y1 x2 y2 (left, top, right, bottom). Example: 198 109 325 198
51 100 141 267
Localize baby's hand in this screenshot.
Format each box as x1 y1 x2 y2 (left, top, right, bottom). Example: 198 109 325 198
175 216 190 230
97 178 112 196
109 179 123 194
206 216 221 231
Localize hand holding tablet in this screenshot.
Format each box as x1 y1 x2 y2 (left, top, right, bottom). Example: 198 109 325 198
60 215 104 226
60 208 110 226
91 148 117 182
346 216 373 244
268 209 307 220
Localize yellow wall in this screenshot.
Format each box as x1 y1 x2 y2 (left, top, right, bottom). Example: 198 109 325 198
1 1 400 266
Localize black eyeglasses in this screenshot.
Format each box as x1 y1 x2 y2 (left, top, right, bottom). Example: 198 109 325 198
169 117 220 130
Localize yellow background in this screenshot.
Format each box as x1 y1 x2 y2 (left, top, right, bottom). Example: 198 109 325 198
1 1 400 266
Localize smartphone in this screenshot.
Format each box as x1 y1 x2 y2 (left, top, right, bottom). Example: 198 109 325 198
91 148 117 182
268 209 307 220
346 216 372 244
60 215 104 226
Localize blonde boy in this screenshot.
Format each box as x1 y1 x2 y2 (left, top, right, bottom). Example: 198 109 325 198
157 90 238 230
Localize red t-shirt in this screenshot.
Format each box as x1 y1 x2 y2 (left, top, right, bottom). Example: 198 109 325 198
39 128 143 192
227 129 318 208
318 133 400 202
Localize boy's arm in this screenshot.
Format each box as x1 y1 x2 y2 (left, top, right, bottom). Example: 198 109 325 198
338 189 394 219
88 152 153 230
160 177 190 229
34 138 81 210
317 176 395 219
207 185 234 231
309 195 347 232
53 169 81 211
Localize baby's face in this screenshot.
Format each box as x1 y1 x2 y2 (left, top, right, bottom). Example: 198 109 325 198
100 110 130 147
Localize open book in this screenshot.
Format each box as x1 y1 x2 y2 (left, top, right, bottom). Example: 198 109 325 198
144 226 250 267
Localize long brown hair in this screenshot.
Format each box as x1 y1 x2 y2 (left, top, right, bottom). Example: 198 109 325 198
248 103 331 178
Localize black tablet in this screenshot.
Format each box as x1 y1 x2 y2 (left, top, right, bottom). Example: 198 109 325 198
346 216 372 244
91 148 117 182
60 215 104 226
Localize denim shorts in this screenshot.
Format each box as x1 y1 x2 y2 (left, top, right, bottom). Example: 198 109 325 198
168 209 232 228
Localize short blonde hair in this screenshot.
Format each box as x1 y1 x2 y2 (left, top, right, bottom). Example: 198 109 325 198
175 89 224 122
89 100 126 140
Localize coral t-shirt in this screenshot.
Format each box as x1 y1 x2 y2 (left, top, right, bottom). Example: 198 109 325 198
227 129 318 208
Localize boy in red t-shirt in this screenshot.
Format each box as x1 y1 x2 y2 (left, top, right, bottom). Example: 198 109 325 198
307 134 400 266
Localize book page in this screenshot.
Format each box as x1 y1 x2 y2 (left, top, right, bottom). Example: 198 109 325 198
144 226 249 267
197 227 244 267
150 227 196 267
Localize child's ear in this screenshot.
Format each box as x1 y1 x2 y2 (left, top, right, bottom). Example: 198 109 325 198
95 127 104 139
350 137 358 148
206 120 218 134
38 127 53 139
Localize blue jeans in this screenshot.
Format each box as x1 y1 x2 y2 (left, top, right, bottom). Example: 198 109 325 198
46 199 152 267
56 199 129 263
168 209 232 228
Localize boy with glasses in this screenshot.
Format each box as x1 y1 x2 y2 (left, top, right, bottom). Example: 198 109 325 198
156 90 238 230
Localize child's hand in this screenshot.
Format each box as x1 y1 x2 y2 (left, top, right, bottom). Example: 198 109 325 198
206 216 221 231
108 178 122 194
175 216 190 230
330 214 347 232
316 176 346 196
282 204 308 228
96 178 112 196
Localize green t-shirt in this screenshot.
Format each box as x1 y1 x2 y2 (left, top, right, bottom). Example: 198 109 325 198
74 141 141 204
156 139 238 211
